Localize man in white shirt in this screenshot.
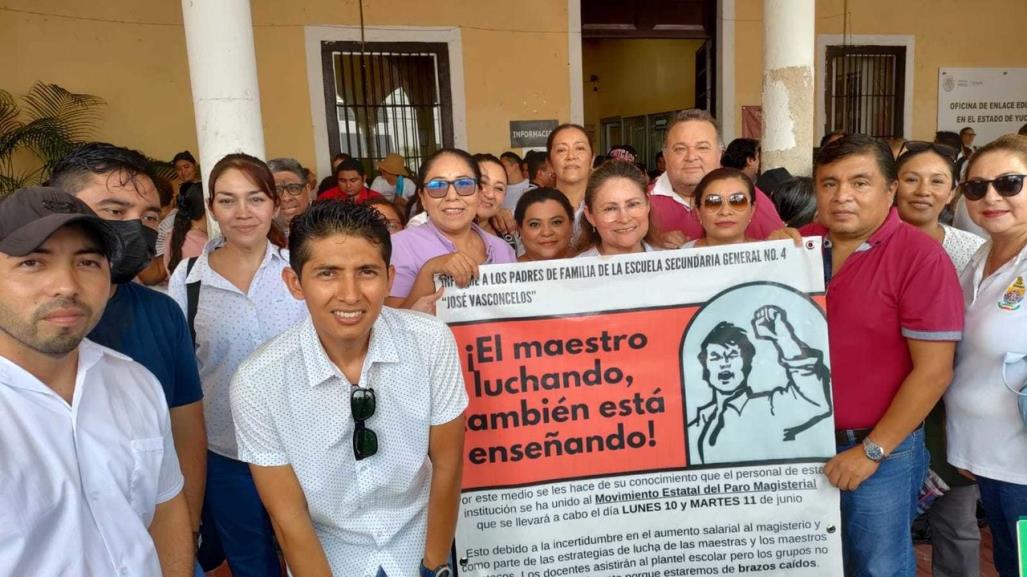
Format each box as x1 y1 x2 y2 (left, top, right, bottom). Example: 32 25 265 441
370 153 414 205
232 200 467 577
500 151 534 210
0 187 192 576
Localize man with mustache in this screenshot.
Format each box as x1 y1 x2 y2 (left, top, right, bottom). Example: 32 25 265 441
49 143 207 559
0 187 191 575
651 109 783 240
802 135 964 577
688 305 832 465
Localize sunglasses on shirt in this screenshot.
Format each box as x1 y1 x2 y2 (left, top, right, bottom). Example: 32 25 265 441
423 177 479 199
899 141 959 162
701 192 751 210
960 174 1026 201
351 386 378 460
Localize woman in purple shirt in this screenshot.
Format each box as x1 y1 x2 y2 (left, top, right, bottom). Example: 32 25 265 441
387 148 516 309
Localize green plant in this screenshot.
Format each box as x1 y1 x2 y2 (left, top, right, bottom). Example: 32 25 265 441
0 82 106 197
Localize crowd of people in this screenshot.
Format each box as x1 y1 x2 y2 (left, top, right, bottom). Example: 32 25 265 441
1 109 1026 577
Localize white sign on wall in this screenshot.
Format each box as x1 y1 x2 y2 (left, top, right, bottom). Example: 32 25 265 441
938 68 1027 146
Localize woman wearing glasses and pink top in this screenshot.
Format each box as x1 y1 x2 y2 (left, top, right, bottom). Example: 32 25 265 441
681 168 758 248
944 134 1027 577
388 148 516 309
575 160 657 257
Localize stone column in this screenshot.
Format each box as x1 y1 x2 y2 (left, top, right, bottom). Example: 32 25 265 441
761 0 814 176
181 0 266 234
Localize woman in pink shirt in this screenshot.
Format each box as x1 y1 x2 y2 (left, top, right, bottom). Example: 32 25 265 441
165 184 209 274
387 148 517 309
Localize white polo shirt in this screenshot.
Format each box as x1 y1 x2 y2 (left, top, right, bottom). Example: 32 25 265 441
0 339 183 576
231 308 468 577
946 241 1027 484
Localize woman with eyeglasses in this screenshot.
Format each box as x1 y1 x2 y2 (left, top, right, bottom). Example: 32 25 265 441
365 197 406 234
387 148 516 309
575 160 656 257
944 134 1027 577
168 153 306 577
893 142 986 577
515 187 574 262
680 168 757 248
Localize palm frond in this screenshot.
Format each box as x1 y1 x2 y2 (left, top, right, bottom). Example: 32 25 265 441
21 82 106 142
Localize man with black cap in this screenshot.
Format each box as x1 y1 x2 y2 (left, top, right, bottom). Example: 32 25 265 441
48 142 207 548
0 187 192 576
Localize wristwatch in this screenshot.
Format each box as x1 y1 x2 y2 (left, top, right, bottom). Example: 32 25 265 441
420 562 453 577
862 437 886 462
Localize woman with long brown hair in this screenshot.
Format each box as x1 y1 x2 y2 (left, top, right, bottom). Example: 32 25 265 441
169 153 304 577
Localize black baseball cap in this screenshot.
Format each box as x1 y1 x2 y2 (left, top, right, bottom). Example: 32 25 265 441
0 187 123 260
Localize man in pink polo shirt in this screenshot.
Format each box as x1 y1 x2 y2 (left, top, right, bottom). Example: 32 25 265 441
650 109 783 239
803 135 964 577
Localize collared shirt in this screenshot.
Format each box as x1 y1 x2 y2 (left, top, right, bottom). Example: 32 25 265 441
648 172 784 239
89 282 203 408
168 237 308 458
501 179 535 210
802 208 964 429
231 309 468 577
319 185 383 204
575 241 657 258
946 241 1027 484
390 220 517 299
0 340 182 576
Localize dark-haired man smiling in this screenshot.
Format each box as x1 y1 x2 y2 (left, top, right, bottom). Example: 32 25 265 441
232 201 466 577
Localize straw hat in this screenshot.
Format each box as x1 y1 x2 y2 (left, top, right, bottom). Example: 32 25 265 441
378 153 409 176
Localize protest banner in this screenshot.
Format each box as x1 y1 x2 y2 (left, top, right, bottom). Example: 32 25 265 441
437 240 843 577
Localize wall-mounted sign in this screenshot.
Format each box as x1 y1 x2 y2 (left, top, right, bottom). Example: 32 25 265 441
938 68 1027 145
510 120 559 148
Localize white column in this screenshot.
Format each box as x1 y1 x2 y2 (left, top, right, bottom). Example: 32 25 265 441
761 0 814 176
181 0 265 234
716 0 736 143
567 0 584 125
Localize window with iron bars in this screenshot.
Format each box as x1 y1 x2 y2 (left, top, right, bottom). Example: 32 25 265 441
321 41 454 177
824 45 906 139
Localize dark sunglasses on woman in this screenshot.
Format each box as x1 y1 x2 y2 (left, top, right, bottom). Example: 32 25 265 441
960 174 1026 201
702 192 750 210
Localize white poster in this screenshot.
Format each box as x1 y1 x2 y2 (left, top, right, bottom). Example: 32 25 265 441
438 241 844 577
938 68 1027 145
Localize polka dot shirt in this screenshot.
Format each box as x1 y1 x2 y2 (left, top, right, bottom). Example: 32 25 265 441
231 308 468 577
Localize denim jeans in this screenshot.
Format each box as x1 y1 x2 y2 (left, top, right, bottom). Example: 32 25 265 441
203 451 282 577
976 475 1027 577
837 428 928 577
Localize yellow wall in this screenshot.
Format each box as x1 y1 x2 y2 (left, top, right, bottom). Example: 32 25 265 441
2 0 571 177
582 38 703 146
732 0 1027 140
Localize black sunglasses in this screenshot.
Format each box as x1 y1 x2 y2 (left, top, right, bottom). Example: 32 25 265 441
351 386 378 460
960 174 1026 201
899 141 958 162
